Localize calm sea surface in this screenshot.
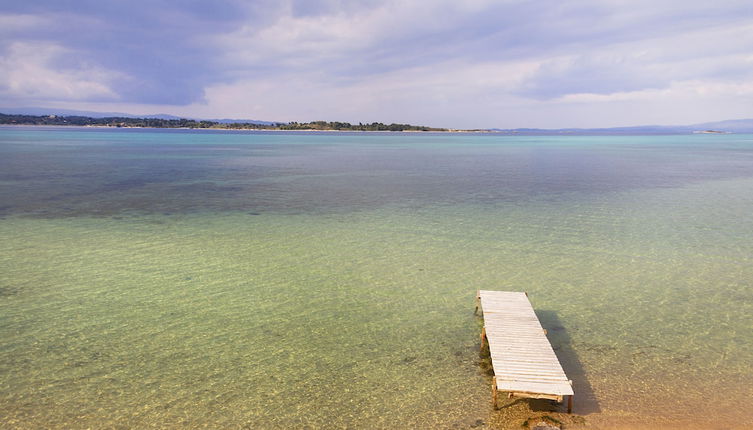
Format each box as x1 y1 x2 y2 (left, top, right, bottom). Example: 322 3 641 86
1 127 752 428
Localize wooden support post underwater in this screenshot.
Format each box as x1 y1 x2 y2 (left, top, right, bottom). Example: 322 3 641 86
491 376 498 409
567 395 573 414
479 327 487 353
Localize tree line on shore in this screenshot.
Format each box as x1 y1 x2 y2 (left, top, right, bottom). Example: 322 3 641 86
0 114 446 132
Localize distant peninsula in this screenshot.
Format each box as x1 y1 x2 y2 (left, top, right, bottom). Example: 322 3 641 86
0 113 446 132
3 112 753 134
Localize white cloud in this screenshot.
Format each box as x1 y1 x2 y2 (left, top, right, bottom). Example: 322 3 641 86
181 57 541 127
0 42 125 101
578 79 753 103
216 2 414 71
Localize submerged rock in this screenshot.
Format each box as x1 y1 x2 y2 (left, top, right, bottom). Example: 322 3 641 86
531 422 560 430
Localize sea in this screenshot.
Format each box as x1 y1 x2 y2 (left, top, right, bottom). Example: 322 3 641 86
1 126 752 429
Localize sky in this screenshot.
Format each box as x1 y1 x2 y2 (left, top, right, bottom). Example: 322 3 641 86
1 0 752 129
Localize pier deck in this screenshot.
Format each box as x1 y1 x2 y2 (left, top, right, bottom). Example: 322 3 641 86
476 290 573 412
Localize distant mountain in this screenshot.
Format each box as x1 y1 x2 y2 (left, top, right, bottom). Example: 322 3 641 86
0 107 278 125
489 119 753 134
0 107 185 120
487 126 682 135
689 119 753 133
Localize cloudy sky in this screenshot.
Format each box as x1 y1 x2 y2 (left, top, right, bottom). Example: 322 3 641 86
1 0 752 128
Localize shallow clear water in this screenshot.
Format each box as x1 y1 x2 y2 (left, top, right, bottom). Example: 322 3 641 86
1 127 752 428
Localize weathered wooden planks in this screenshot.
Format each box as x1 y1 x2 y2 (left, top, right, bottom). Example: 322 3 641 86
476 290 573 412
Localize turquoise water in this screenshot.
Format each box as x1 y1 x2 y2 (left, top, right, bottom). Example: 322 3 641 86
1 127 752 428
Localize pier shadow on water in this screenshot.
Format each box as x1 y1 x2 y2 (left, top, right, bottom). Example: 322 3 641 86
535 309 600 415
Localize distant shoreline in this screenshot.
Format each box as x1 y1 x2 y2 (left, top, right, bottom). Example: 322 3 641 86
2 123 740 136
0 113 453 133
2 113 749 135
0 123 488 133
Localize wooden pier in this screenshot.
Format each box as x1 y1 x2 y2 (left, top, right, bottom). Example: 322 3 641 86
475 290 574 412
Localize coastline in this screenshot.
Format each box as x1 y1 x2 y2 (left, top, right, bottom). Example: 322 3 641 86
1 123 729 136
0 123 491 133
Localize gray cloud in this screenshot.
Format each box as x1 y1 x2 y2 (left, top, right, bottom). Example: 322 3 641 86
1 0 259 103
1 0 753 127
